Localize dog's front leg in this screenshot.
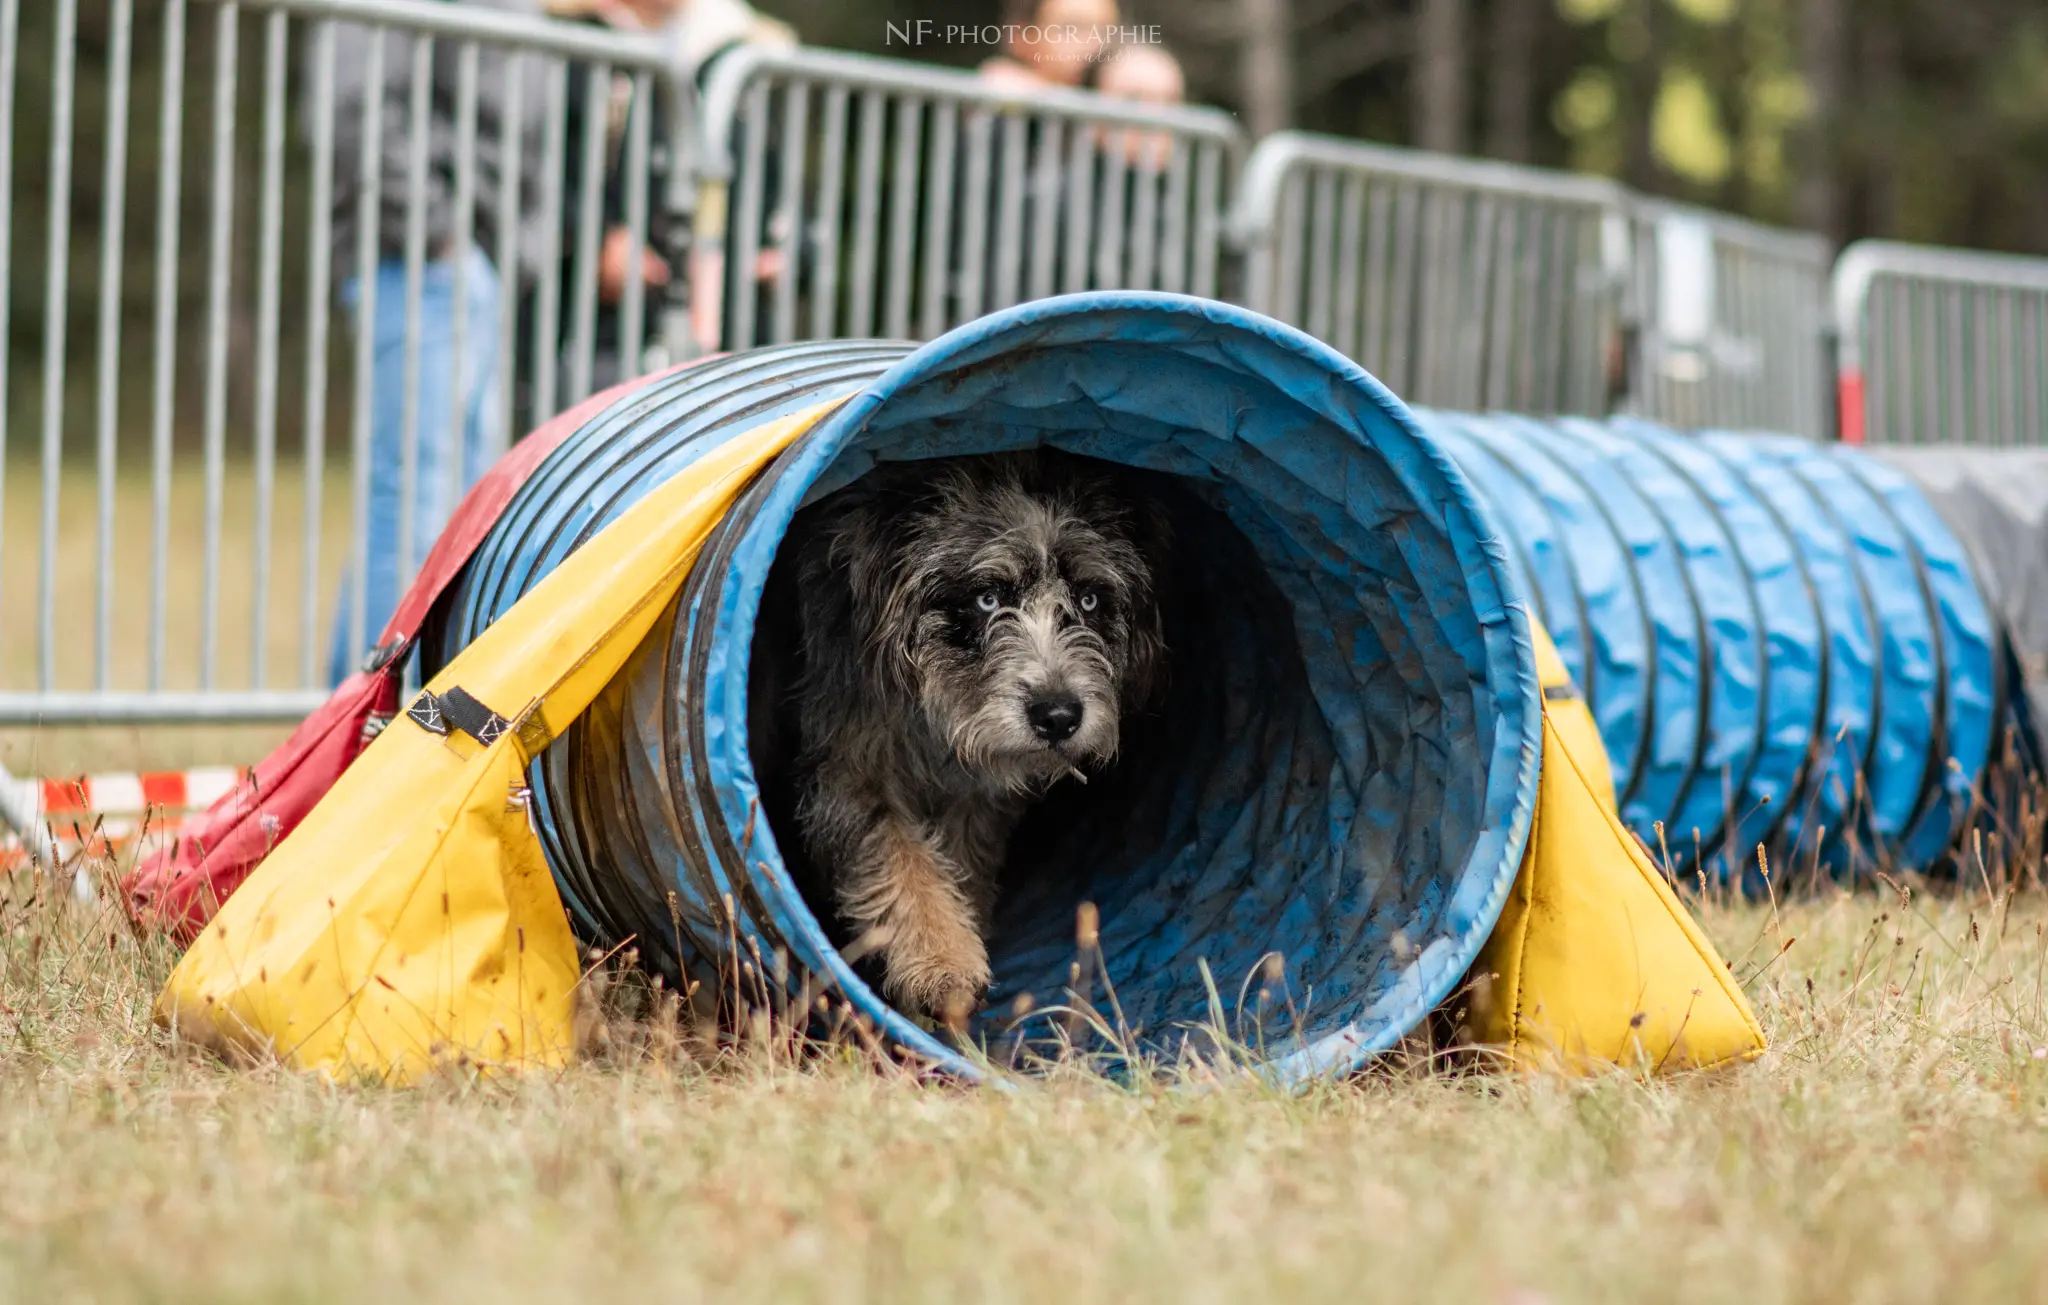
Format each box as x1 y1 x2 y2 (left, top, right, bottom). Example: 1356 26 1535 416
840 813 990 1026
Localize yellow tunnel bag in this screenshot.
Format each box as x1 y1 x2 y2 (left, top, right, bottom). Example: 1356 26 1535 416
1464 621 1767 1074
156 401 847 1083
157 406 1763 1083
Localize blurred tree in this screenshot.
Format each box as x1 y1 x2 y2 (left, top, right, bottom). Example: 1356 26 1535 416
1487 0 1542 160
1413 0 1469 152
1142 0 1407 141
1239 0 1295 137
1793 0 1846 239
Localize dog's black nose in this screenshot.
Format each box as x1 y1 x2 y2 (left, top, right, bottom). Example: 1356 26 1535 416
1027 695 1083 743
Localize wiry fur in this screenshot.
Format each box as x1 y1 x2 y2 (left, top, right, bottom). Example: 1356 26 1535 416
788 450 1169 1023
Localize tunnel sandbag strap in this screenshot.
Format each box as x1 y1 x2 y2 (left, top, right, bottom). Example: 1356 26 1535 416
154 400 843 1083
429 342 919 942
406 687 513 747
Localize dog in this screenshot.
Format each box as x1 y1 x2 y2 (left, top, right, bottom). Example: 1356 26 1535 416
786 449 1169 1025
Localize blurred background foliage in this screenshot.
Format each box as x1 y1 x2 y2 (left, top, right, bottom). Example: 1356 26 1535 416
771 0 2048 252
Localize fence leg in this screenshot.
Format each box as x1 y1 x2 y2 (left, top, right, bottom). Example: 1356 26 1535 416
0 760 91 901
0 758 59 875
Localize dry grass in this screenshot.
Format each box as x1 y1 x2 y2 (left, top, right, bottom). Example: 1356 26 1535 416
7 862 2048 1304
12 468 2048 1302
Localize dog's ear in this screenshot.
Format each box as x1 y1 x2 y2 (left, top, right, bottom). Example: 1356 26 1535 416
820 487 925 701
790 501 864 725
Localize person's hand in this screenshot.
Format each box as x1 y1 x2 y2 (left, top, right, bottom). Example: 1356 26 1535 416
598 226 671 303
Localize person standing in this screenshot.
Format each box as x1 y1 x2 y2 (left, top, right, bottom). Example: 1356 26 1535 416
978 0 1119 90
1096 42 1187 170
322 2 550 684
542 0 794 382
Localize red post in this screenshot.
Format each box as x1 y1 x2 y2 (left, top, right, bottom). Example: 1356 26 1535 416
1836 368 1866 445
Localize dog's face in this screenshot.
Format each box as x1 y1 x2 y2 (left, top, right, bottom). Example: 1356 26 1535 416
834 453 1167 794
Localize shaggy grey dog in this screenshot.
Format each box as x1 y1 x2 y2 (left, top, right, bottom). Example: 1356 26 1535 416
788 449 1169 1025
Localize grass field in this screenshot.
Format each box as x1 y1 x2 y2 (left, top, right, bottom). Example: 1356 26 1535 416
11 462 2048 1303
7 871 2048 1304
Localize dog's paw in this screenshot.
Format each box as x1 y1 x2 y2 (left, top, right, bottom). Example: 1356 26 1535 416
880 923 991 1029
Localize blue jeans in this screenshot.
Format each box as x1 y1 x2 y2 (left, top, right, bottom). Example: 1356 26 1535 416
330 249 503 686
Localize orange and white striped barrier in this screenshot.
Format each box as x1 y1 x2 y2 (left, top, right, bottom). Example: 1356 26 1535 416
0 766 245 870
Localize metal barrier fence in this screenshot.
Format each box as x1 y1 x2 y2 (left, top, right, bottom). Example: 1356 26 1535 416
6 2 2031 739
1834 239 2048 446
0 0 685 725
687 45 1243 354
1227 131 1631 417
1625 200 1832 440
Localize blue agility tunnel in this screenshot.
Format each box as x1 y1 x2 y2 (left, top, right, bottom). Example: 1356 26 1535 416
1415 413 2001 880
426 294 1543 1079
419 291 2001 1076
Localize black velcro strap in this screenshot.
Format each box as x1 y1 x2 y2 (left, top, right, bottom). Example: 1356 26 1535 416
406 686 511 746
1542 682 1581 703
437 686 512 746
406 691 448 736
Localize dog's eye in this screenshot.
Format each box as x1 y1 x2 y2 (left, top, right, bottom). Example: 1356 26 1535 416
975 589 1001 614
1078 591 1099 613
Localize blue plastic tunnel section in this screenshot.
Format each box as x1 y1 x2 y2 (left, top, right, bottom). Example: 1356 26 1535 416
1413 413 2001 878
428 294 1542 1082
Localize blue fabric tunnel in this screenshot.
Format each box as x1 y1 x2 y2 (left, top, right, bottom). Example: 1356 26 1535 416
425 294 1543 1080
1413 413 2002 882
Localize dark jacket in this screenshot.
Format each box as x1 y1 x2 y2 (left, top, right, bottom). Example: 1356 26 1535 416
555 32 684 362
548 26 775 363
321 0 552 285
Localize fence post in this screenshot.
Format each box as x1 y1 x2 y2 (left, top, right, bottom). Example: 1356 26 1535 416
653 71 700 363
1831 243 1872 444
1603 208 1637 417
